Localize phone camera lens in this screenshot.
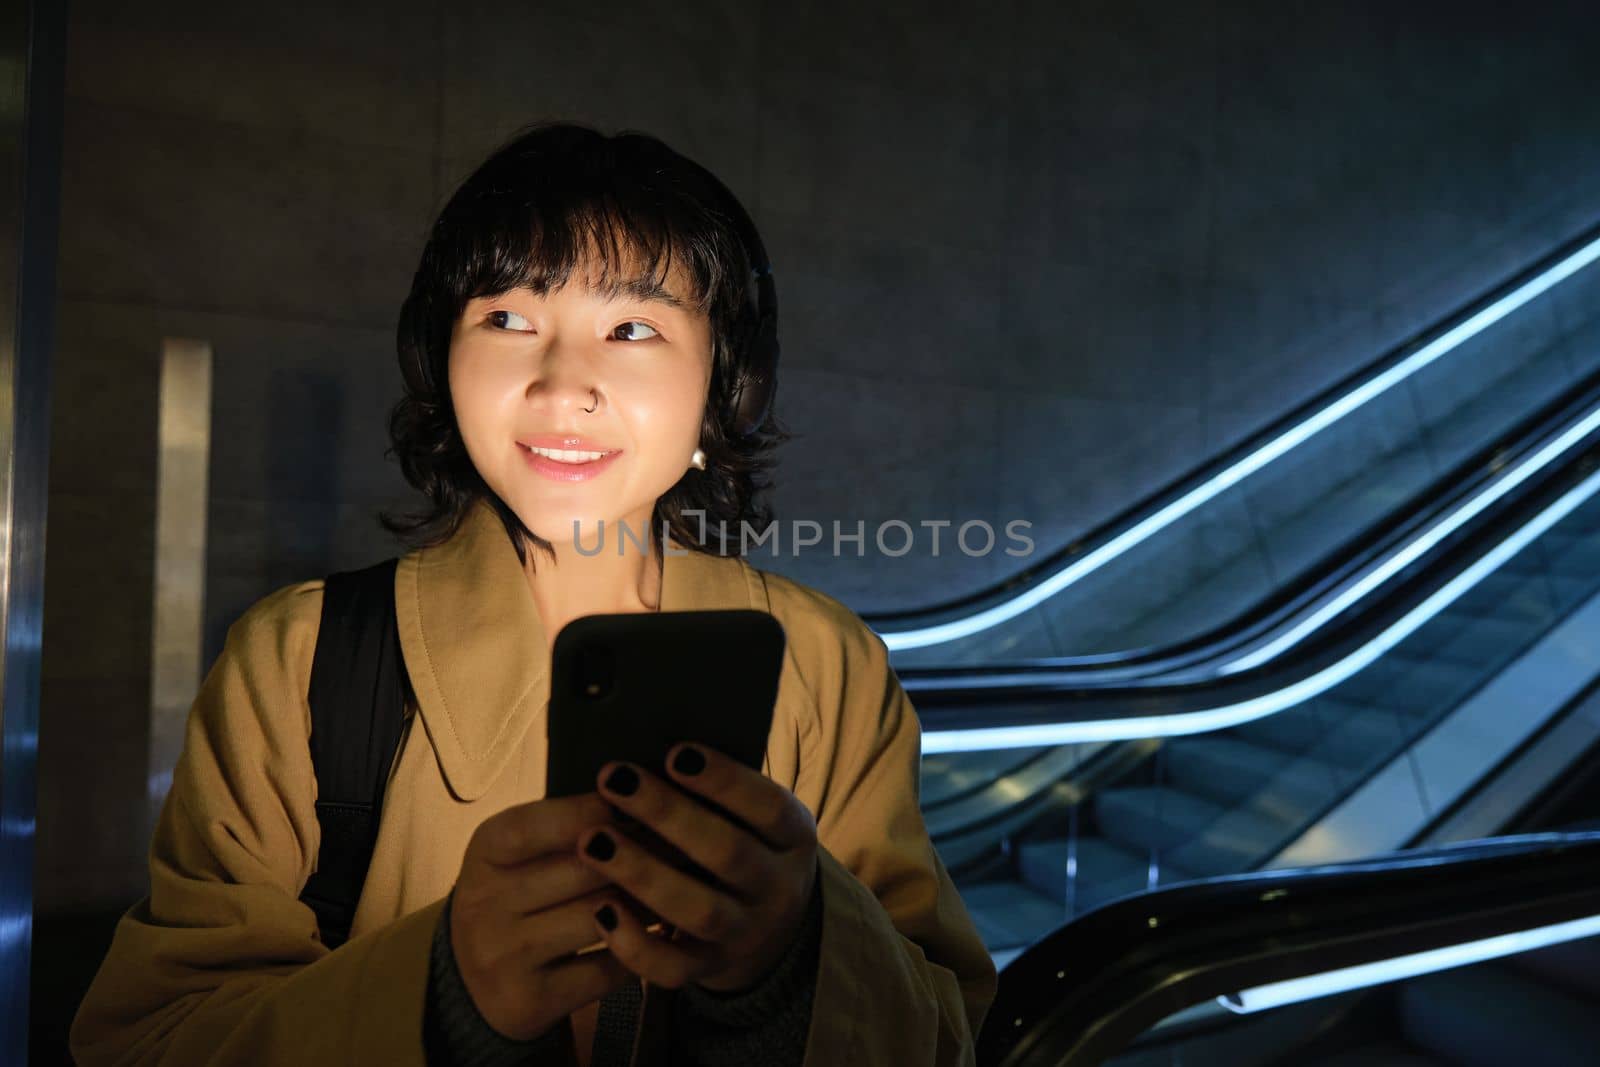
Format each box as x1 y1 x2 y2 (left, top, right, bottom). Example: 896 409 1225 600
577 644 616 701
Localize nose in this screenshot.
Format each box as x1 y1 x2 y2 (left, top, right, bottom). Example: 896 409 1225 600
526 335 601 415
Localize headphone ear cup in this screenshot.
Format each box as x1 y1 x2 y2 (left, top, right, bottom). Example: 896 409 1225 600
697 173 777 438
730 312 778 436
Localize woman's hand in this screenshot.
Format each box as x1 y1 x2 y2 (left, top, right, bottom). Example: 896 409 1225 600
449 793 633 1041
577 743 820 993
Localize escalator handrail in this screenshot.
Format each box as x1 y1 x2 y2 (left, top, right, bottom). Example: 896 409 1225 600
871 218 1600 657
912 412 1600 746
901 357 1600 689
978 831 1600 1067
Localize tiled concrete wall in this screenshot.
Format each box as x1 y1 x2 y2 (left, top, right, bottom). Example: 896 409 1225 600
36 0 1600 911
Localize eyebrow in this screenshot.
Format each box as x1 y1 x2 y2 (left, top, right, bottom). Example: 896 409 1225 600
483 276 695 314
605 275 692 314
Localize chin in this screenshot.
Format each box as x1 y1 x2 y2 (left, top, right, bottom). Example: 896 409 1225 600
517 511 603 550
502 497 648 553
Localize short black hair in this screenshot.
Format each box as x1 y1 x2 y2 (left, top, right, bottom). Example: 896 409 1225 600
379 121 792 566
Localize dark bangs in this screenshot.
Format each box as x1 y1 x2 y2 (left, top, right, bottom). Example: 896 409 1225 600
380 121 790 566
444 132 740 325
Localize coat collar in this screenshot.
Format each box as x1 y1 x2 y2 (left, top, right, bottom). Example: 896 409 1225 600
394 496 761 801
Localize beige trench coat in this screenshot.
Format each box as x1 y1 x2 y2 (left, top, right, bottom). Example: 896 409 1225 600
70 497 998 1065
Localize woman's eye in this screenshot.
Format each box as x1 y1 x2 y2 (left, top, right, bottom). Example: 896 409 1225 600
612 320 660 342
488 309 534 332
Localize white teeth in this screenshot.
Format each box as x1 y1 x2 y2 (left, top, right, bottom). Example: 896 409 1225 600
525 445 607 463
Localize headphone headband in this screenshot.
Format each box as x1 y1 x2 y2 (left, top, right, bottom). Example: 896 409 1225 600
676 161 779 438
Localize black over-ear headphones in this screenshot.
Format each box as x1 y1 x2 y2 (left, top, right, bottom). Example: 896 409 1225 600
674 161 779 438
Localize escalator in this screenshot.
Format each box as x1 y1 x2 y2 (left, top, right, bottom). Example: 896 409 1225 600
978 830 1600 1067
941 428 1600 957
1088 744 1600 1067
878 221 1600 669
1250 732 1600 1066
1271 935 1600 1066
886 219 1600 962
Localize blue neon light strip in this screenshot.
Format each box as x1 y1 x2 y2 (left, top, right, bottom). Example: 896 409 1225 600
1218 912 1600 1014
1224 402 1600 673
920 465 1600 753
880 235 1600 653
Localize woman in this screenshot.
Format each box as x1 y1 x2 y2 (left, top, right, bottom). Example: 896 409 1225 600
71 122 997 1066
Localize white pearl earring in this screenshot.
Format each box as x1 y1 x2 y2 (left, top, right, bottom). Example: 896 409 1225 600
690 448 707 471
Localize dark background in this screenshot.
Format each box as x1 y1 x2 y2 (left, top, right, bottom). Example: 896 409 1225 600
31 0 1600 1060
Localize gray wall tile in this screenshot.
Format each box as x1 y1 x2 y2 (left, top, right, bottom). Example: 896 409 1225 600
59 102 435 327
37 0 1600 917
65 0 439 151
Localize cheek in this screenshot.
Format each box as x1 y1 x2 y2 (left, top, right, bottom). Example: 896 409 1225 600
447 347 508 438
444 359 478 447
626 366 708 446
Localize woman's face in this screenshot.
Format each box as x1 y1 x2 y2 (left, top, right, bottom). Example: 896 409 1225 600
448 252 713 552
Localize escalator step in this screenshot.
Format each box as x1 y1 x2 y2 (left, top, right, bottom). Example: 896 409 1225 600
1462 556 1545 590
1236 704 1331 754
1305 704 1416 769
1395 655 1478 713
1567 499 1600 534
919 746 1050 808
1334 656 1481 716
1532 528 1580 557
1165 736 1288 804
1016 836 1197 913
1015 837 1076 904
1546 536 1600 579
1394 609 1477 661
1094 784 1292 878
1095 785 1223 853
1450 569 1554 622
1399 963 1600 1067
953 880 1068 952
1542 547 1600 604
1167 803 1298 877
1425 612 1543 667
1166 738 1345 827
1547 573 1595 613
1323 664 1407 709
1239 753 1348 827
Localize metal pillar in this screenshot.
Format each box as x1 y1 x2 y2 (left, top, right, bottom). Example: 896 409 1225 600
0 0 66 1060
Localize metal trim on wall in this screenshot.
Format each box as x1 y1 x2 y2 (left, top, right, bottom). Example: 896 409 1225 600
147 338 212 844
1 0 66 1061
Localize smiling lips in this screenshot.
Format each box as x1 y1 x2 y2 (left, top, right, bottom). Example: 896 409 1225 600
525 445 609 463
516 438 623 482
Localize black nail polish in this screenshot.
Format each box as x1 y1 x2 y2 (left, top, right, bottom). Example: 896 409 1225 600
672 746 706 776
604 764 639 796
596 905 618 931
586 831 616 862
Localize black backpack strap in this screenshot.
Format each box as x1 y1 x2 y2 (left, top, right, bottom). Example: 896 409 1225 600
298 556 410 951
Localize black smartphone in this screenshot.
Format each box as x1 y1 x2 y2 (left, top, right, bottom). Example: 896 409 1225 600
546 608 787 882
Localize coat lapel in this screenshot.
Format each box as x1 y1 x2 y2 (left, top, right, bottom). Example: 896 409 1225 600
393 496 761 801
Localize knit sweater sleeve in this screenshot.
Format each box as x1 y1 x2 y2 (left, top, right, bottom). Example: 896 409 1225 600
427 869 824 1067
666 861 825 1067
425 887 574 1066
